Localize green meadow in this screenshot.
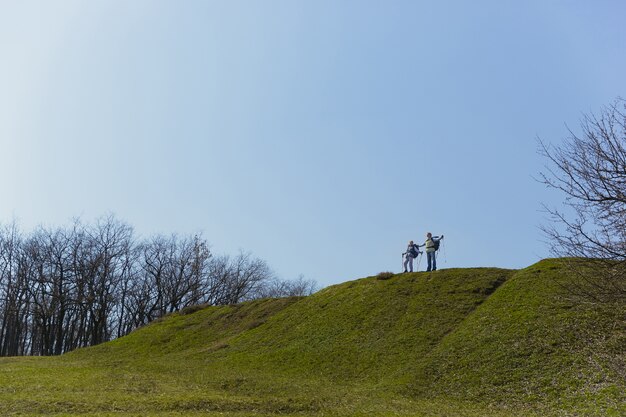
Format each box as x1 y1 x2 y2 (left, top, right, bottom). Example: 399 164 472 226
1 259 624 416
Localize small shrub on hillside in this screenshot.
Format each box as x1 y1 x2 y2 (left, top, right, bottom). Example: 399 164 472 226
180 304 208 315
376 271 395 280
246 319 267 330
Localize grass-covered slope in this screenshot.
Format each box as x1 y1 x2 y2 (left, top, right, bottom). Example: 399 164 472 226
0 260 624 416
411 260 626 413
209 267 512 382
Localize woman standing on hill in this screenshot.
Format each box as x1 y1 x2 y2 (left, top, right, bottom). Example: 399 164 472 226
422 232 443 272
403 240 421 273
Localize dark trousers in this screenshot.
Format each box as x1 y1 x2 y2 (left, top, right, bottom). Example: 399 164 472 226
427 251 436 271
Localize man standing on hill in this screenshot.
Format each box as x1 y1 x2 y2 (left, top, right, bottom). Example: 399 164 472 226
421 232 443 272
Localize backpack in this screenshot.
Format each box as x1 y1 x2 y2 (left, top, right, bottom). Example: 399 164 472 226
409 246 419 258
433 239 440 251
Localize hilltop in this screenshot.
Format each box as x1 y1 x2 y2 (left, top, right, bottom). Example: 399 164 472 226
0 259 624 416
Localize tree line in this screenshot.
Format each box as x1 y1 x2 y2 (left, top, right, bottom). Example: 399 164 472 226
0 216 316 356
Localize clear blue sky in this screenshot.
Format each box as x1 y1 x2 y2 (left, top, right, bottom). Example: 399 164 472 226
1 1 625 287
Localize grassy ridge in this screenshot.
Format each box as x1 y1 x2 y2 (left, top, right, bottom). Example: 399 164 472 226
211 267 513 383
0 260 624 416
411 260 626 414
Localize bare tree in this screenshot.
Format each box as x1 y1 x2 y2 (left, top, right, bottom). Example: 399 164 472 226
162 235 211 312
0 221 31 356
84 216 134 346
539 98 626 299
132 233 213 324
205 252 275 305
255 274 318 299
24 226 77 356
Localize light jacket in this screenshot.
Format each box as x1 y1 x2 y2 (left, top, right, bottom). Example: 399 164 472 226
425 236 441 253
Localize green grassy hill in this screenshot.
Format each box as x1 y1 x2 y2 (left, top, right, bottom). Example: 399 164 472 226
0 259 624 416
